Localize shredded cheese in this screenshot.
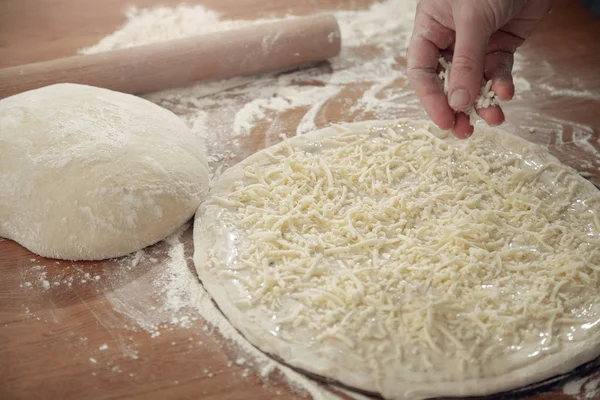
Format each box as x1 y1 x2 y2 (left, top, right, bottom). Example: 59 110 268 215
207 125 600 376
438 57 499 124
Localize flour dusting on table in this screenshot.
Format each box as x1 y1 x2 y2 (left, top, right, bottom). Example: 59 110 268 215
80 1 600 182
563 375 600 400
81 0 423 174
103 226 353 399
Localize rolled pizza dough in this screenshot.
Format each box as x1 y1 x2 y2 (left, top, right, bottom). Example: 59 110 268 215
193 120 600 399
0 83 209 261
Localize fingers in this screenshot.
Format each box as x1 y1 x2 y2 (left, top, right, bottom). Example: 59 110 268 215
447 8 490 113
407 9 455 130
451 106 504 139
484 50 515 101
477 105 505 127
407 38 454 130
407 1 525 138
452 112 474 138
485 29 524 101
479 36 514 128
407 0 549 139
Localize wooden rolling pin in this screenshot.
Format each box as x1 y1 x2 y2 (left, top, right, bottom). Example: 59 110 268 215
0 15 341 99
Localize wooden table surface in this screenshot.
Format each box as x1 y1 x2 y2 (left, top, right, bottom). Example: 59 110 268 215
1 1 600 400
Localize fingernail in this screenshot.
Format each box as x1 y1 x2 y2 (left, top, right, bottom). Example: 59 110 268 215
454 130 472 139
449 88 471 111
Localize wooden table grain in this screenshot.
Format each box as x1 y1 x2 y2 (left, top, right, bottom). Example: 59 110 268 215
1 1 600 399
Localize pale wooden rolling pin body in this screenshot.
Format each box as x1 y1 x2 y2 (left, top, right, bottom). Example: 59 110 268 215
0 15 341 99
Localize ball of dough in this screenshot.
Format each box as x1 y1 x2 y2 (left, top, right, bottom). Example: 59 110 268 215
0 83 209 261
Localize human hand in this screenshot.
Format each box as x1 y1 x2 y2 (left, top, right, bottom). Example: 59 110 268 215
407 0 552 138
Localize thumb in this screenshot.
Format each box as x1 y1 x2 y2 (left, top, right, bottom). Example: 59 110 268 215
448 14 490 112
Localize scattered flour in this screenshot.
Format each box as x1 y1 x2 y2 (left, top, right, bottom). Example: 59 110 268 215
20 261 104 292
80 2 416 54
78 0 599 181
585 378 600 397
102 225 352 399
563 375 600 400
539 83 600 100
514 76 532 93
235 357 246 366
81 1 422 175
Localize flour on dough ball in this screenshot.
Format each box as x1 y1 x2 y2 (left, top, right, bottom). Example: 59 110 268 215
0 83 209 261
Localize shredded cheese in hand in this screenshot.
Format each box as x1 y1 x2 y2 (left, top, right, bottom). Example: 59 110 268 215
207 125 600 379
438 57 499 124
